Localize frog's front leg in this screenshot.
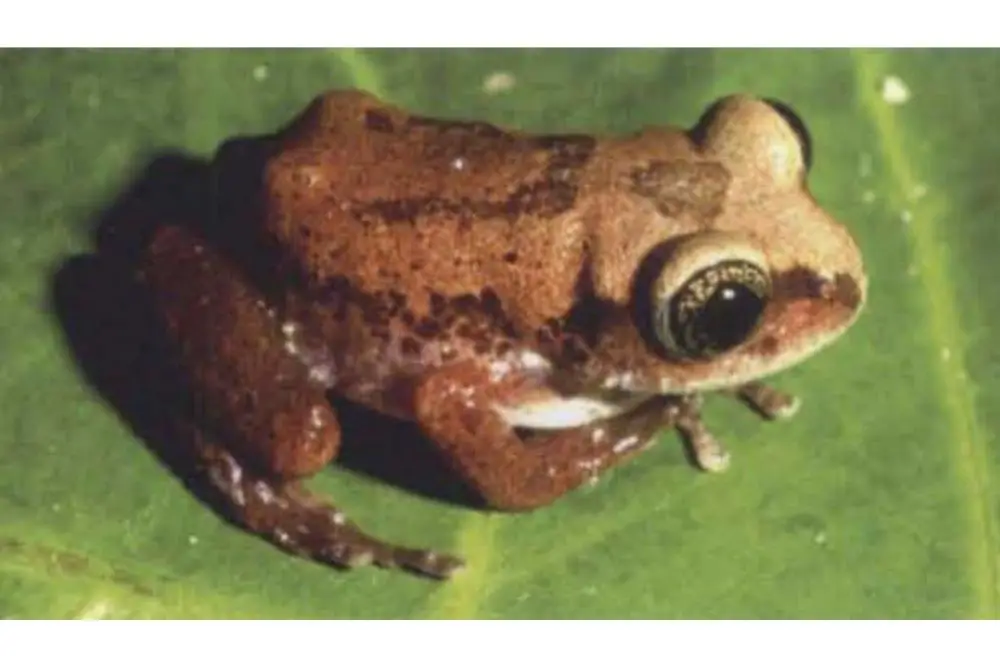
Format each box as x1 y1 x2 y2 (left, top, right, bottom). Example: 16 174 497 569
145 226 463 580
674 381 801 471
734 381 802 421
672 393 732 473
413 362 724 511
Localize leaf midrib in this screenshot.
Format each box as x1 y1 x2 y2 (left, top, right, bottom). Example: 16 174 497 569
852 49 999 618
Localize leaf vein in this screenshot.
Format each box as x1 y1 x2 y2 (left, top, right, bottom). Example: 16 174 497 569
853 49 999 618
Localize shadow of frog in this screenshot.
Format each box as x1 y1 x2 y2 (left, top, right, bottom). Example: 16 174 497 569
49 135 483 535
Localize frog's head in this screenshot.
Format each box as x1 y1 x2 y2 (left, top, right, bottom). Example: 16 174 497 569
582 95 867 396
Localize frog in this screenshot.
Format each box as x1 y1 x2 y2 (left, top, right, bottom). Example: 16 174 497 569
139 89 867 580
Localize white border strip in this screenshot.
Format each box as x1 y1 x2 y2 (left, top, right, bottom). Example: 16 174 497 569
0 620 990 664
1 2 998 47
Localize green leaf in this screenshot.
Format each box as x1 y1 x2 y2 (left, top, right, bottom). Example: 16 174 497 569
2 48 997 619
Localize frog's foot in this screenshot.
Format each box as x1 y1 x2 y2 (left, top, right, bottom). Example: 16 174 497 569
674 394 731 473
735 381 801 421
199 435 466 580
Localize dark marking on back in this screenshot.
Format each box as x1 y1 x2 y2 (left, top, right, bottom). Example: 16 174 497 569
630 160 730 219
406 115 509 140
345 132 596 226
401 336 421 356
308 275 525 355
364 109 395 133
531 256 612 366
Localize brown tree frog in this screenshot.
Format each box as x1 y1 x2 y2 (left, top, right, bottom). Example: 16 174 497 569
140 90 867 580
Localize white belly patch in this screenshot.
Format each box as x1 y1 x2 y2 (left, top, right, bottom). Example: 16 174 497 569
493 392 651 430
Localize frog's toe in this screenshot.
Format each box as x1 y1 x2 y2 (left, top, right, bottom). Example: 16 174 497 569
280 497 461 579
322 540 466 579
769 394 802 420
736 382 801 421
324 542 376 569
673 395 732 473
382 547 467 580
697 447 731 473
196 434 459 580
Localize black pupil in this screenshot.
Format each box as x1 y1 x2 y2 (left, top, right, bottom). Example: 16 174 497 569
664 260 770 358
689 282 767 353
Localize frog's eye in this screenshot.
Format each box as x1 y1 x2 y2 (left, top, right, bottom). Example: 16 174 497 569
693 96 812 184
763 99 813 172
647 234 772 360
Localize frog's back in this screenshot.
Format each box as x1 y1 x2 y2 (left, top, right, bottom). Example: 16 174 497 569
262 90 602 330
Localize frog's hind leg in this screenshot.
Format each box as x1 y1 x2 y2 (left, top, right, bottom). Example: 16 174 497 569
143 225 463 580
186 422 463 579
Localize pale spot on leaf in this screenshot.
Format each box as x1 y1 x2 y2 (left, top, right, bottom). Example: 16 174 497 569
482 71 516 95
881 75 911 105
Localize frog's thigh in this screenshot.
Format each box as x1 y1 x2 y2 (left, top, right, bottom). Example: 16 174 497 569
145 225 338 479
146 226 463 578
413 362 676 511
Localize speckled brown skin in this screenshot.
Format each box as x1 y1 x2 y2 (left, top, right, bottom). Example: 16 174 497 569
141 90 867 579
145 225 463 576
262 91 865 401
